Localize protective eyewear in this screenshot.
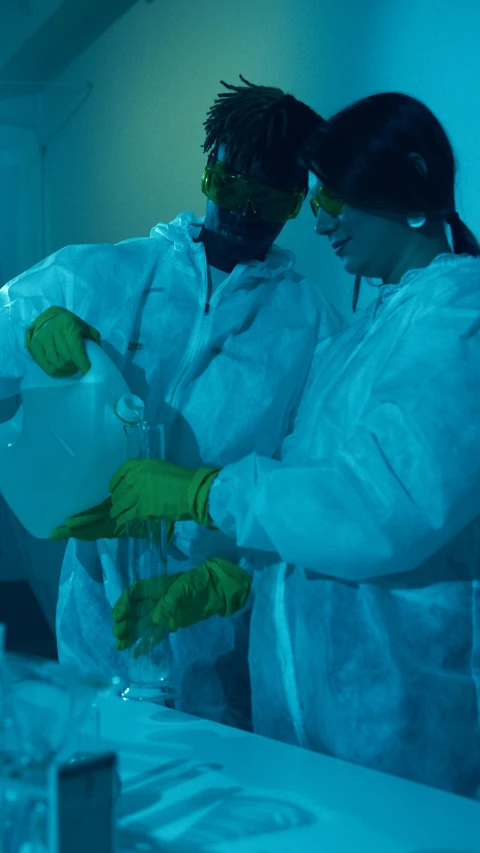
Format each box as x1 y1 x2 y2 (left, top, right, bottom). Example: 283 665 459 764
201 158 306 223
310 185 347 218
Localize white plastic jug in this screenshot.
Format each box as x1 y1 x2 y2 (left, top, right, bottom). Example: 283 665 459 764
0 340 145 539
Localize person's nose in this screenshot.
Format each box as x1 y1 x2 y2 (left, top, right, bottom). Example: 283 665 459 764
236 201 257 219
314 208 338 236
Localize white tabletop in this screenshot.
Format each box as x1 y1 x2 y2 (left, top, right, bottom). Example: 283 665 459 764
97 694 480 852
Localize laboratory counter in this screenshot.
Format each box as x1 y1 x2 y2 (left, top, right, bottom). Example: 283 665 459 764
96 693 480 852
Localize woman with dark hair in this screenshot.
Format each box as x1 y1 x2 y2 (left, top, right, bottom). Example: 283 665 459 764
110 92 480 797
302 91 480 309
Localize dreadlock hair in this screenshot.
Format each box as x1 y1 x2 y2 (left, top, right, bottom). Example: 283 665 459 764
298 92 480 311
202 74 324 192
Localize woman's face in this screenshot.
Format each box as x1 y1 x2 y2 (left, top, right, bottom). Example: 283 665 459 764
314 202 414 284
308 174 420 284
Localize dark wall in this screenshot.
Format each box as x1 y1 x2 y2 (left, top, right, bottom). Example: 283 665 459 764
0 580 57 658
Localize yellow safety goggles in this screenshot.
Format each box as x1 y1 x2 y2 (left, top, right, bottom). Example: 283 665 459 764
310 184 347 218
201 158 306 223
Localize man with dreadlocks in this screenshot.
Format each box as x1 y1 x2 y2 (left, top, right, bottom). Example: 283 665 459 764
0 75 339 728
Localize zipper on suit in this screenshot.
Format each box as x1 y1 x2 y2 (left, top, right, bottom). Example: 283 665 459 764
166 256 234 409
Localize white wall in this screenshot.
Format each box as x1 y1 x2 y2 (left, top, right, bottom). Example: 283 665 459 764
36 0 480 320
0 126 43 286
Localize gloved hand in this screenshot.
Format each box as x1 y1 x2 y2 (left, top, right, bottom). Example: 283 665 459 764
112 557 252 658
50 497 174 544
109 460 221 530
26 306 101 377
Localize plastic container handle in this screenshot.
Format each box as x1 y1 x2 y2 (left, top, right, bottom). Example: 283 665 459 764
81 338 107 377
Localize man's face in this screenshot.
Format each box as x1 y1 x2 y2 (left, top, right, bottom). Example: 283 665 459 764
202 143 306 263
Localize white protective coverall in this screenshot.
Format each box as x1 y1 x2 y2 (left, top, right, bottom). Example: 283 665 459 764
208 253 480 796
0 211 340 729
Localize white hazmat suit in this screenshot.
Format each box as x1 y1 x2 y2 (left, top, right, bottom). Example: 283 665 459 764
0 211 340 728
209 253 480 795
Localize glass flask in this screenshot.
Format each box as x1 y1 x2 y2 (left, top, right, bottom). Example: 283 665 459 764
120 422 174 705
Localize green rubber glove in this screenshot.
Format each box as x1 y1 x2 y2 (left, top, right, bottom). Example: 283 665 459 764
26 306 101 377
50 497 174 544
112 557 252 658
109 460 221 530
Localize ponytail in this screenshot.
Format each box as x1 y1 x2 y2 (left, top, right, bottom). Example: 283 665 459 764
448 214 480 257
